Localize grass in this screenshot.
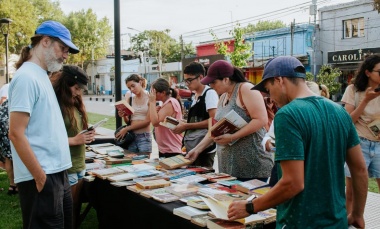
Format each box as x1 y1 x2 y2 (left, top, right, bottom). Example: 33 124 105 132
87 112 116 130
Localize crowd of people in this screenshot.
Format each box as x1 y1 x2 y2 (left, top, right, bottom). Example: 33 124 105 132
0 19 378 229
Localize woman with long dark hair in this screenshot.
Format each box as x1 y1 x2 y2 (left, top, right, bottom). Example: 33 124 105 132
149 78 183 157
187 60 273 180
50 65 95 228
115 74 151 154
341 54 380 214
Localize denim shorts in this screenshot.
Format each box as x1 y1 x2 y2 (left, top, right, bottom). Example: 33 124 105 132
68 169 86 186
345 137 380 178
128 132 152 153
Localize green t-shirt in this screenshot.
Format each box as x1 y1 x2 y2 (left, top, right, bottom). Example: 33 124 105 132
274 96 359 229
66 109 86 174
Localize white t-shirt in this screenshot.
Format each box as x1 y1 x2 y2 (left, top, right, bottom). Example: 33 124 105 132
9 62 71 183
191 85 218 111
0 83 9 99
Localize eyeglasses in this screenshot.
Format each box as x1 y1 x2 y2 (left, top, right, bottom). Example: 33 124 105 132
183 75 200 84
49 37 70 54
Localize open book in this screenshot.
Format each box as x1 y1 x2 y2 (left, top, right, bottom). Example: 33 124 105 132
80 118 108 134
115 100 135 116
367 119 380 137
159 116 180 130
209 110 248 145
200 196 276 226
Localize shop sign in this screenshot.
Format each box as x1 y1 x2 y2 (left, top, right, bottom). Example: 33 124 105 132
328 48 380 64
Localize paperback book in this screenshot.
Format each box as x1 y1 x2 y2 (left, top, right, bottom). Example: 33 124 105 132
235 179 269 194
136 179 171 189
367 119 380 137
165 183 204 197
159 116 180 130
173 206 208 220
171 174 207 184
159 155 192 170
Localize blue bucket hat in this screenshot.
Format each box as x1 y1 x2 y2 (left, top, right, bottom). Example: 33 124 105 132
34 21 79 54
251 56 306 92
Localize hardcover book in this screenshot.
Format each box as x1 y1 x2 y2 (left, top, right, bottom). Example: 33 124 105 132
235 179 269 194
159 155 191 170
206 218 245 229
114 100 135 116
136 179 171 189
173 206 208 220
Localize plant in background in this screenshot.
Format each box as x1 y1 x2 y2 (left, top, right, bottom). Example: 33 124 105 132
210 24 252 68
314 65 342 95
306 72 314 81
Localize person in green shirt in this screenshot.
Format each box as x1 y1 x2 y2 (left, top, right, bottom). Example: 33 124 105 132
228 56 368 228
50 65 95 228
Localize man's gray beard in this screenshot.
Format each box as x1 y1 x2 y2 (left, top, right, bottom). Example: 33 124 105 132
45 47 63 72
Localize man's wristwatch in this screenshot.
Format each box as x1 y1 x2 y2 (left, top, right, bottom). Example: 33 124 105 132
245 200 255 214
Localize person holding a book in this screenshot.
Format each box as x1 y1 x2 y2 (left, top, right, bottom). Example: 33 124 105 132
8 21 78 228
341 54 380 215
115 74 152 154
228 56 368 228
149 78 183 157
172 62 219 167
187 60 273 181
50 65 95 228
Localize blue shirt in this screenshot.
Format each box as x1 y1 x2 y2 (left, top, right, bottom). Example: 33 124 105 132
8 62 71 183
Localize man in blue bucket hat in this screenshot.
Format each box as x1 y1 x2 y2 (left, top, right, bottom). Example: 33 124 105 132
8 21 79 228
228 56 368 228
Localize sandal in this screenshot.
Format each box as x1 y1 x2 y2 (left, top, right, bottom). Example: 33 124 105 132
7 185 18 195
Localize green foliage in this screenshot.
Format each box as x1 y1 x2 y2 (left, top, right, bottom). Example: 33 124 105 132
211 24 252 67
314 65 342 95
306 72 315 81
64 9 112 68
375 0 380 12
0 0 64 55
245 20 287 34
130 30 195 63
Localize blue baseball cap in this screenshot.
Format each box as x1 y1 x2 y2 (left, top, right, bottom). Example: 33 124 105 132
34 21 79 54
251 56 306 92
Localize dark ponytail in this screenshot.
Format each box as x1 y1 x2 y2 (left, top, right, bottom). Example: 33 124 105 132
229 67 247 83
15 36 44 70
152 78 183 114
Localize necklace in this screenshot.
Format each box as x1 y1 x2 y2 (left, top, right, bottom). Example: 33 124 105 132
134 95 146 109
224 83 237 106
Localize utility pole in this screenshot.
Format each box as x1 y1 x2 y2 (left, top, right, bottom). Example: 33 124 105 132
290 19 295 56
114 0 122 128
180 35 184 81
310 0 317 81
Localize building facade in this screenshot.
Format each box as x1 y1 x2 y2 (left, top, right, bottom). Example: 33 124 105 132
318 0 380 95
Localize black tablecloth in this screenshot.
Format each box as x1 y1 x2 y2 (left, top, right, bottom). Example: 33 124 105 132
84 178 276 229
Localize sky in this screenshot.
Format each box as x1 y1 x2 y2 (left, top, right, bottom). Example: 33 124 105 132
59 0 354 47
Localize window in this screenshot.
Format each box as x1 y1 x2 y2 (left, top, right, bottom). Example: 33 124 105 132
343 18 365 38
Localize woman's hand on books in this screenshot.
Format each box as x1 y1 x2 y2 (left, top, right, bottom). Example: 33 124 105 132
76 130 95 145
185 148 201 162
213 134 233 146
227 200 250 220
115 126 129 140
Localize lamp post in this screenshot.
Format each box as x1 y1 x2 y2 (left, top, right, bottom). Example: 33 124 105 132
0 18 12 84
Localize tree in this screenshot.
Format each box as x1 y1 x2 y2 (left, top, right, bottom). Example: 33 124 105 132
211 24 252 67
64 9 112 68
374 0 380 12
313 65 342 95
245 20 286 34
0 0 65 56
130 30 195 63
